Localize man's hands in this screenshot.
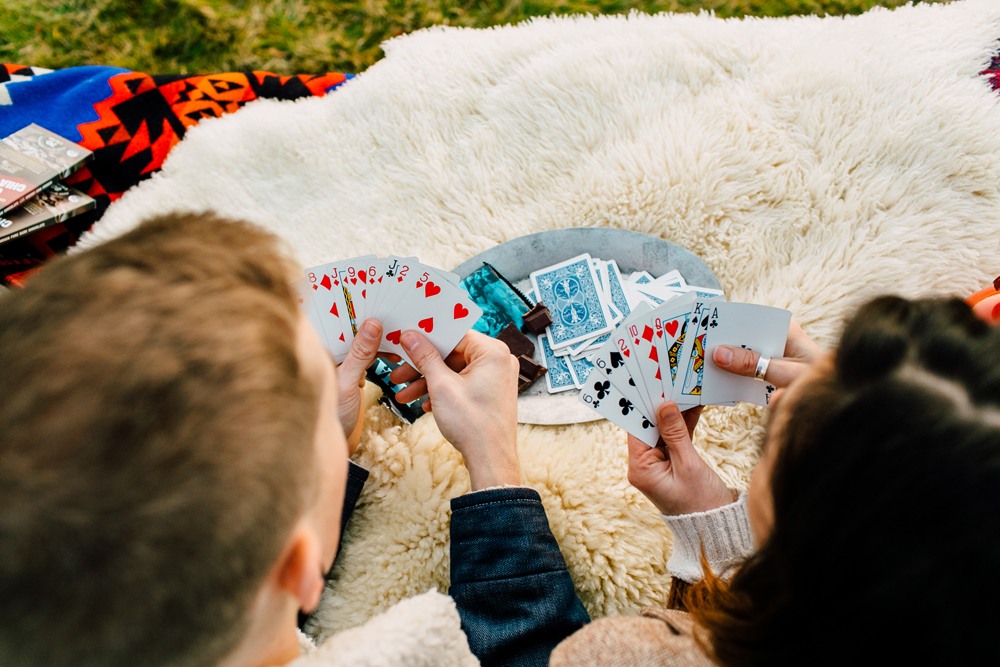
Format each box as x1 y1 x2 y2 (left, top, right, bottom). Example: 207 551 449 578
711 318 822 389
627 402 733 516
336 319 383 456
389 330 521 491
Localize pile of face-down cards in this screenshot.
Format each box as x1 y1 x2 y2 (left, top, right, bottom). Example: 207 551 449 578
565 266 792 447
296 256 483 367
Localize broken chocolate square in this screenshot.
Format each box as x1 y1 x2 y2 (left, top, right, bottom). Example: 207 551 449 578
521 303 553 335
516 354 547 392
497 322 535 359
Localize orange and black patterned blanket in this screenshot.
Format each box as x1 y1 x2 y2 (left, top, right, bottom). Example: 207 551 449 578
0 64 349 287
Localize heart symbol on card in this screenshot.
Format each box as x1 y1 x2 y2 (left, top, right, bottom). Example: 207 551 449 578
454 303 469 319
418 318 434 333
665 320 679 337
623 348 630 358
386 330 402 345
424 282 441 298
350 277 357 285
359 273 367 284
362 289 366 299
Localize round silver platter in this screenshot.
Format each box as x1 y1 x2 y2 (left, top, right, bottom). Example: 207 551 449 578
452 228 721 426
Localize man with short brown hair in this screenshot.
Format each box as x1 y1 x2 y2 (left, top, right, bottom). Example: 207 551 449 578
0 213 588 667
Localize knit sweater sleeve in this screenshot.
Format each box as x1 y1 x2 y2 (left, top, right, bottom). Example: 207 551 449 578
661 490 756 584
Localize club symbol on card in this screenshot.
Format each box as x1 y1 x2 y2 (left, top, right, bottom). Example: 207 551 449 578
709 307 719 329
425 282 440 298
418 318 434 333
386 330 402 345
765 384 776 405
619 398 633 415
593 381 611 399
454 303 470 319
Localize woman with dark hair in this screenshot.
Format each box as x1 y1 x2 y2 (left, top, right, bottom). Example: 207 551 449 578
552 295 1000 666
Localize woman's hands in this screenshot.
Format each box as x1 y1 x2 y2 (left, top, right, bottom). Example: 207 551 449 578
710 318 822 388
390 330 521 491
627 402 733 516
335 319 383 456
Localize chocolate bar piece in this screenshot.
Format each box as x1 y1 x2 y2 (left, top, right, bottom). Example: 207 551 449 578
521 303 553 335
497 322 535 358
516 354 546 392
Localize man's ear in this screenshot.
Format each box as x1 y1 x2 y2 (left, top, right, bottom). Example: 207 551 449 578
272 525 325 614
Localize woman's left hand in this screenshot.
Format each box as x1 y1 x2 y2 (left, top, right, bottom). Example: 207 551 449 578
336 318 383 455
627 402 733 516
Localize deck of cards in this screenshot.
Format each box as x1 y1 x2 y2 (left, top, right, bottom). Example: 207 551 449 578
529 256 792 447
297 256 483 367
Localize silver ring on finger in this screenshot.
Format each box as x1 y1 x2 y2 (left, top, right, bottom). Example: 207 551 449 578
754 355 771 381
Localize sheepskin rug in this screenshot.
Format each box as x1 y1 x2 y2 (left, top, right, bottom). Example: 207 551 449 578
77 0 1000 638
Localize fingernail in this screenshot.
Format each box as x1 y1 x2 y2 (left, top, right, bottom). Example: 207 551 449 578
660 402 680 420
401 331 419 351
362 320 379 339
713 346 733 366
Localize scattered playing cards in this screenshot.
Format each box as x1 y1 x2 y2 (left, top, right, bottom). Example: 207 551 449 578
551 261 791 447
297 256 483 366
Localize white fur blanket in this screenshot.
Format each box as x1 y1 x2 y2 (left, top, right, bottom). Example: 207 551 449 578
78 0 1000 639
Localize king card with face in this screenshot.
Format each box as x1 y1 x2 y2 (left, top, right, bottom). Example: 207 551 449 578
699 303 791 407
671 300 715 405
530 253 614 350
579 373 660 446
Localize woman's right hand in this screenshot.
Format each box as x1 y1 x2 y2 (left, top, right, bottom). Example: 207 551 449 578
710 318 823 389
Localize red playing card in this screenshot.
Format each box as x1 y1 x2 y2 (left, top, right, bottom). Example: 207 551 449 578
454 303 469 319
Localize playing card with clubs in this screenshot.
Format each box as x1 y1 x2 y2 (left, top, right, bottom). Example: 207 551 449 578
606 302 658 418
699 302 790 407
578 375 660 447
588 330 654 426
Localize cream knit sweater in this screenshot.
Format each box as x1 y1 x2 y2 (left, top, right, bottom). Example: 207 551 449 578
661 490 756 584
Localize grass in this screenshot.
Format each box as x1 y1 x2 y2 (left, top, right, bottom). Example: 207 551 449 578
1 0 942 76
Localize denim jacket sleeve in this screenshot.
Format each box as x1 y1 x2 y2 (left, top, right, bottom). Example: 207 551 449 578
340 461 370 546
449 487 591 667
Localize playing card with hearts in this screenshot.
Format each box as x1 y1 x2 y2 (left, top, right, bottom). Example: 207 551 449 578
303 256 482 370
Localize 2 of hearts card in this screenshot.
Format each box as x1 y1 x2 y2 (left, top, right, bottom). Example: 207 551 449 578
577 280 791 447
298 256 483 366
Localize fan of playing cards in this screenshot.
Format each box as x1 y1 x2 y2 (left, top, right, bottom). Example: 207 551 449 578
297 255 483 367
